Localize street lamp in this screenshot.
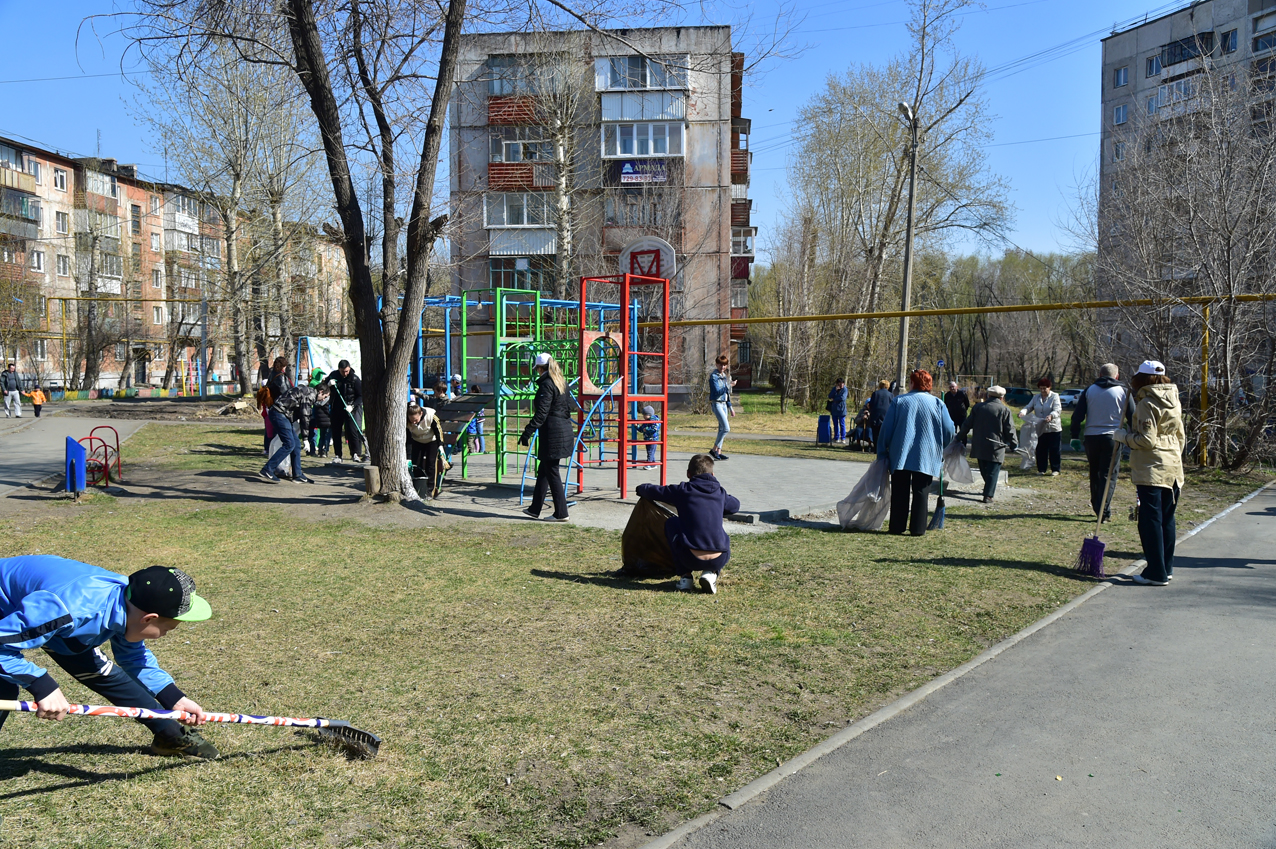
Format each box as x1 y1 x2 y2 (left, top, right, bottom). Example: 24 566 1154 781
895 101 919 392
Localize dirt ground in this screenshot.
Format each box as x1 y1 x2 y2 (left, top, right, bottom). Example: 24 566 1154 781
56 397 261 423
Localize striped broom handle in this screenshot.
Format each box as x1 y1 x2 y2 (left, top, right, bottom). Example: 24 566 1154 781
0 700 338 728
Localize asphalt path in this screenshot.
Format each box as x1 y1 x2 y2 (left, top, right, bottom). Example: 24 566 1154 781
672 484 1276 849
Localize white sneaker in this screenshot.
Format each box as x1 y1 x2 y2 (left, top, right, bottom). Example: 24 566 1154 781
675 577 694 591
699 572 718 594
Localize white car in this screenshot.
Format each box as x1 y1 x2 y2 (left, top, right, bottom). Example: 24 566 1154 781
1059 389 1083 409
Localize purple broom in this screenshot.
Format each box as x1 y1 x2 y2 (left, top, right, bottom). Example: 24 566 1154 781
1076 446 1123 578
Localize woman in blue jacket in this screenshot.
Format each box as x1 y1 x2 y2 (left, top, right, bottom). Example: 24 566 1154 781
708 354 735 461
877 370 956 536
827 378 850 443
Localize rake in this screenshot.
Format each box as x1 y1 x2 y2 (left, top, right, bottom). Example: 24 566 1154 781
1075 443 1123 578
0 700 381 760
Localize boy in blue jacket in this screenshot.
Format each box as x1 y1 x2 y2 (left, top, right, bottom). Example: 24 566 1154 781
636 454 740 594
0 556 217 758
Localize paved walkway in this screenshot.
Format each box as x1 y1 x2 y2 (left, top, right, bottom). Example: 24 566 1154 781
665 484 1276 849
0 415 147 496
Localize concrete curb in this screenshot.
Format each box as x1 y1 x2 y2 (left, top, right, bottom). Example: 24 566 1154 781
635 478 1275 849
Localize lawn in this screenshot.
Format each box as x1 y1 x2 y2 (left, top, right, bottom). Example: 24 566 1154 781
0 423 1265 849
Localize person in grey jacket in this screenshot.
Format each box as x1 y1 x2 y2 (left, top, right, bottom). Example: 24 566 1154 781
957 385 1018 503
1 364 20 418
1069 364 1129 520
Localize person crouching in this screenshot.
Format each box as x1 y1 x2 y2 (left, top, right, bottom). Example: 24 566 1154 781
636 454 740 594
406 403 446 498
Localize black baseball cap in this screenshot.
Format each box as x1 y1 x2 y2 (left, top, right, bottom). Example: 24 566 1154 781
127 566 212 621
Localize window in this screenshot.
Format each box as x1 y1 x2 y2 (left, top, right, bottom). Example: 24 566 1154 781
180 267 198 289
55 211 69 234
151 232 161 252
150 195 160 214
1148 95 1158 115
0 245 15 264
29 250 44 272
1113 104 1128 125
203 236 221 259
736 339 751 364
1157 76 1199 109
132 242 142 273
56 254 70 276
487 56 530 95
1256 32 1276 54
1221 29 1238 53
86 170 117 198
730 283 748 309
1114 66 1129 87
0 144 21 171
1114 141 1126 162
604 56 687 90
26 200 41 228
604 192 673 227
26 158 41 184
488 256 554 290
101 253 123 278
1147 55 1162 77
114 343 127 362
53 168 67 191
131 204 142 235
489 126 553 163
152 268 163 289
484 192 554 227
153 305 165 325
175 195 197 216
731 227 755 256
1161 33 1213 67
32 339 46 361
601 122 684 158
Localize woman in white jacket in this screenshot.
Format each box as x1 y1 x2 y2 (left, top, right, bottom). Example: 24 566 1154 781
1021 377 1062 475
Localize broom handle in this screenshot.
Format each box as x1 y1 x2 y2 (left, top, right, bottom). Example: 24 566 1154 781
0 700 336 728
1095 391 1133 534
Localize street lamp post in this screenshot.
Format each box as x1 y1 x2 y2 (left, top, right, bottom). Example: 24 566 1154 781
895 101 920 392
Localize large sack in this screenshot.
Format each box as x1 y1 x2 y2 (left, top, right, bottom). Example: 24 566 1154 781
942 440 974 485
1017 413 1041 470
621 497 678 577
837 456 892 531
267 436 293 477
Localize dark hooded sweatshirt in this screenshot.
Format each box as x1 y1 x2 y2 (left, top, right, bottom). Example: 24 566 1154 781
636 474 740 553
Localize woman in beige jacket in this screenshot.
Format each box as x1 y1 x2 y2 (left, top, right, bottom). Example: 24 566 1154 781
1114 360 1185 585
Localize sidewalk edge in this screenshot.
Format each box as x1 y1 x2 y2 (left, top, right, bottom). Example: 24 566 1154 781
637 478 1275 849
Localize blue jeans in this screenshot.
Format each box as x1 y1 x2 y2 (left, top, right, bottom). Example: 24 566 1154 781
1137 483 1179 582
833 415 846 440
265 408 302 476
712 402 730 450
468 421 485 452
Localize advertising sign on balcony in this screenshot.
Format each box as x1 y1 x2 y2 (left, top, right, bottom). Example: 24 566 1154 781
618 160 667 184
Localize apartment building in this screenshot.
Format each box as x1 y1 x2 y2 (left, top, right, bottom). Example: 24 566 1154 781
0 135 352 390
449 26 757 394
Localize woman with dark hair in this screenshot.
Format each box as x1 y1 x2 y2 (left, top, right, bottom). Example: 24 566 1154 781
520 352 574 522
876 370 956 536
1020 377 1063 475
708 354 735 460
1115 360 1186 585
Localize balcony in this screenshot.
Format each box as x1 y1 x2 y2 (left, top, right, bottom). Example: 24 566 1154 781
731 227 755 257
731 199 751 227
488 162 554 191
488 96 535 125
0 167 35 194
730 149 750 184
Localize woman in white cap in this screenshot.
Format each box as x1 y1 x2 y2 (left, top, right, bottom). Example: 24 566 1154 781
1115 360 1185 585
519 352 573 521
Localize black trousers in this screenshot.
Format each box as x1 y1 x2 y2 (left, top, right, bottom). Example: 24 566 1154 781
665 517 730 577
529 456 569 519
409 439 442 494
889 470 933 536
1037 431 1062 473
0 647 184 739
1084 435 1118 518
979 460 1002 500
1137 483 1179 582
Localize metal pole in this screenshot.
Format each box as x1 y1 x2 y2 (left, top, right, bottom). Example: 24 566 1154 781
896 110 919 392
1200 304 1209 466
199 296 208 397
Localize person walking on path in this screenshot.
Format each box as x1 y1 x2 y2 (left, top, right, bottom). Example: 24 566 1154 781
877 370 955 536
868 379 894 447
260 379 317 484
957 385 1018 503
0 557 217 759
520 353 574 522
708 354 735 461
326 359 365 463
23 384 46 418
1070 363 1129 520
1 363 21 418
1116 361 1186 585
1021 377 1063 476
943 381 970 430
827 378 850 443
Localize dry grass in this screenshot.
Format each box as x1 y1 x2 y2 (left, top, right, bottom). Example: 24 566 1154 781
0 423 1265 849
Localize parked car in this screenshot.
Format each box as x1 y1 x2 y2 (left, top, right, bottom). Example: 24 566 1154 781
1059 389 1083 409
1003 387 1035 408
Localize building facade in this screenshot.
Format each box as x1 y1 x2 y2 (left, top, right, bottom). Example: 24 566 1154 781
449 26 756 395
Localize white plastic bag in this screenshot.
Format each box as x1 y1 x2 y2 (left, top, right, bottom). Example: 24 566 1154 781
1017 413 1040 470
267 435 293 477
837 457 892 531
942 440 974 485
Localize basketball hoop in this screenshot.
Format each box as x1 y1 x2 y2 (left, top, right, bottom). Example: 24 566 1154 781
618 236 676 279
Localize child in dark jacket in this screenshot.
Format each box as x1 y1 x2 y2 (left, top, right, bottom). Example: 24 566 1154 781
309 387 333 457
635 454 740 594
639 404 661 468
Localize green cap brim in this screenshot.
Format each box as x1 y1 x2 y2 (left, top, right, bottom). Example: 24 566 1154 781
175 593 212 622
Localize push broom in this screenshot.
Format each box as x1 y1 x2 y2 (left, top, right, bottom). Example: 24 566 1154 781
0 700 381 759
1075 444 1123 578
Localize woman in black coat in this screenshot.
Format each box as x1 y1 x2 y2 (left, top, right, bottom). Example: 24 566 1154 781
520 352 574 521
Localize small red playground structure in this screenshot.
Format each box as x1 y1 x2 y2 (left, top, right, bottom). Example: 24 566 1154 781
65 426 122 493
572 272 670 499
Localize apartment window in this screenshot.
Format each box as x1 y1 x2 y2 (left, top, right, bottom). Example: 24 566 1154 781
53 168 67 191
151 232 161 252
1147 55 1162 76
86 170 118 198
604 192 672 227
0 245 15 264
26 158 41 184
489 126 552 163
55 211 69 234
731 228 755 256
101 253 123 278
132 242 142 273
180 267 198 289
601 122 684 158
1114 66 1129 87
114 343 127 361
56 254 70 276
29 250 44 272
131 204 142 235
0 144 21 171
605 56 687 90
1162 33 1213 67
736 339 751 364
730 283 748 309
175 195 197 216
1147 95 1158 115
488 256 554 290
1256 32 1276 54
1221 29 1238 54
486 55 531 95
484 192 553 227
150 195 160 214
1114 141 1126 162
153 305 165 325
152 268 163 289
1113 104 1128 125
32 339 46 361
203 236 221 259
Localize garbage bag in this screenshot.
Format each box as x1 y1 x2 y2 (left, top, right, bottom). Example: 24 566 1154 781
837 456 892 531
1017 413 1041 470
267 435 293 477
621 497 678 577
942 440 975 485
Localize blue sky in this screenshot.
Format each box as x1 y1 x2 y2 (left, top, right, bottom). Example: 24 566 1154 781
0 0 1193 262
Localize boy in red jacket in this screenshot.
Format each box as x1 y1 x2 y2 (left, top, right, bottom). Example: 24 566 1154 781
635 454 740 594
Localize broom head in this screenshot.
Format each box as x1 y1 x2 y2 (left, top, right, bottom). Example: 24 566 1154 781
927 496 945 530
1076 534 1107 578
316 719 382 759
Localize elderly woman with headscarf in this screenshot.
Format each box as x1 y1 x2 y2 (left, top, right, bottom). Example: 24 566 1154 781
958 385 1018 503
876 370 956 536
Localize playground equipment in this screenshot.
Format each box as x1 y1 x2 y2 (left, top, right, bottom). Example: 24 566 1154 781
65 426 122 490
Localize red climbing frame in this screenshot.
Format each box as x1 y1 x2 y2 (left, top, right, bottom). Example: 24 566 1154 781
78 426 121 486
